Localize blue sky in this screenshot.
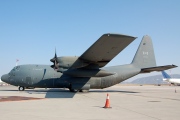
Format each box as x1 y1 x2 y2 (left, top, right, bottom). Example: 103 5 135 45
0 0 180 82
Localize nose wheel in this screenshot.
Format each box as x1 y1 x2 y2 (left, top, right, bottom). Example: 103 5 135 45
18 86 25 91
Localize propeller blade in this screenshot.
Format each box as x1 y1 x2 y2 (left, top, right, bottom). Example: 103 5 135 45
50 49 59 70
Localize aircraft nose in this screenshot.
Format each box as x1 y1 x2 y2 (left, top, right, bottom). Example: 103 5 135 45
1 74 8 83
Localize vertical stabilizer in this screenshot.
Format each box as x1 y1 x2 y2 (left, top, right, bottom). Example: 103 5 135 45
132 35 156 68
162 71 171 78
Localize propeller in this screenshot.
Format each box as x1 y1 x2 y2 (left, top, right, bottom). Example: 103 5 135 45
50 49 59 70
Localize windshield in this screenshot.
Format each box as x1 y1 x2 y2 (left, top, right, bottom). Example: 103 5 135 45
8 66 20 76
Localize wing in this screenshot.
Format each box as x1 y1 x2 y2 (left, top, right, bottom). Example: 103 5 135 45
77 33 136 68
140 65 177 73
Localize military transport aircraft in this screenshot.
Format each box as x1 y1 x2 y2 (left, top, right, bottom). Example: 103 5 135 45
1 33 177 92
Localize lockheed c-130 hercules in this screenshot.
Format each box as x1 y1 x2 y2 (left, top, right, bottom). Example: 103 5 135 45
1 33 177 92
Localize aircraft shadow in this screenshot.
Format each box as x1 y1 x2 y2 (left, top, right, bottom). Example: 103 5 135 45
27 88 76 98
27 89 139 98
45 89 76 98
0 87 76 98
0 87 138 98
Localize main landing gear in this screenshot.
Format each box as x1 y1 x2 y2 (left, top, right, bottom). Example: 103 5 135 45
68 87 89 93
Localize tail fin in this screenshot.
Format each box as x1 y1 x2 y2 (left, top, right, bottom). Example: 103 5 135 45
162 71 171 78
132 35 156 68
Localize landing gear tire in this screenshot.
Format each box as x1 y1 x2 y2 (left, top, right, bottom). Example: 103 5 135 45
69 88 74 92
69 84 77 92
69 88 77 92
18 86 25 91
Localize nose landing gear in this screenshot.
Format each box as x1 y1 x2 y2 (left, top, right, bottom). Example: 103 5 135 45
18 86 25 91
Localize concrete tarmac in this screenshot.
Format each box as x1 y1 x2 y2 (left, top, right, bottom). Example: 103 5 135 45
0 85 180 120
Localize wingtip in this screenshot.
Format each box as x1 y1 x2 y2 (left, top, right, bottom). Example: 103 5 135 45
104 33 137 38
172 64 178 68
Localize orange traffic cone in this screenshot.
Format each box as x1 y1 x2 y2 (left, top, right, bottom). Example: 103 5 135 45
103 93 112 108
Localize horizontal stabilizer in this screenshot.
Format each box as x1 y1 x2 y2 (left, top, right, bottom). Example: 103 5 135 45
140 65 177 73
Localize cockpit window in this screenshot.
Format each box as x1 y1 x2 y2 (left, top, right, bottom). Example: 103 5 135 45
9 66 20 77
12 66 20 71
15 66 20 70
12 67 16 71
8 73 11 76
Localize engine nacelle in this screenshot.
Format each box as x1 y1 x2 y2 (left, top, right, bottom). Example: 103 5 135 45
57 56 79 68
55 56 89 72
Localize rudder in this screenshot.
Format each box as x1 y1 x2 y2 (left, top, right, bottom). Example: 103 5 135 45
132 35 156 68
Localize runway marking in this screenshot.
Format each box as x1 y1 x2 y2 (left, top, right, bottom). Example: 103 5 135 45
0 96 43 102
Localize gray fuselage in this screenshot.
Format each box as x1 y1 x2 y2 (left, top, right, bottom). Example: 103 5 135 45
1 64 140 90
